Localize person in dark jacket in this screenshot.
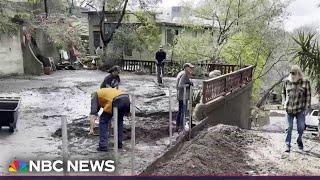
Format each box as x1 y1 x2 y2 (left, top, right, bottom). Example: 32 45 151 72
100 66 121 89
155 45 166 84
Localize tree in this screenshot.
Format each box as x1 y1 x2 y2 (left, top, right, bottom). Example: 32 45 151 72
172 0 291 102
185 0 289 59
292 31 320 95
83 0 160 49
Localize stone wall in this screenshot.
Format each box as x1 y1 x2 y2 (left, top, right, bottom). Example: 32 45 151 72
22 38 44 76
0 33 24 76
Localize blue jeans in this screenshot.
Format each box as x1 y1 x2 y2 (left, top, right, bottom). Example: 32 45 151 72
99 96 129 149
285 110 305 147
176 100 187 127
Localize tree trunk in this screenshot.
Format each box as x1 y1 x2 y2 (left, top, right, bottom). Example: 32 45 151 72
256 74 288 108
44 0 48 18
99 0 129 48
69 0 74 15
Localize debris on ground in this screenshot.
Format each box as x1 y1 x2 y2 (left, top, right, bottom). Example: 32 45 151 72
150 124 264 175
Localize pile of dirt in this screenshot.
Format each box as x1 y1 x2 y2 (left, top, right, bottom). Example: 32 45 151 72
150 124 265 175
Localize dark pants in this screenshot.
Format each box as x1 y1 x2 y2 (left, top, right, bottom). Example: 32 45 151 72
99 95 130 149
157 63 164 84
176 100 187 127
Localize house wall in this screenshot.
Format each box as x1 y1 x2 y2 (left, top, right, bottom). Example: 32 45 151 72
0 32 24 76
88 14 101 55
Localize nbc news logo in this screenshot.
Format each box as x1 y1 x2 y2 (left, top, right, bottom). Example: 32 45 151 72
8 159 115 173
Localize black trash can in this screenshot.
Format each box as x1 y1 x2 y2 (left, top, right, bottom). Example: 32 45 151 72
0 97 21 133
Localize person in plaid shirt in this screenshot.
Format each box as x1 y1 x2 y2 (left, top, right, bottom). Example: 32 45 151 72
282 65 311 152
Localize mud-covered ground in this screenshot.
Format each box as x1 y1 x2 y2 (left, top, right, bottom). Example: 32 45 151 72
0 70 202 175
248 113 320 175
149 115 320 176
1 70 320 176
149 124 261 175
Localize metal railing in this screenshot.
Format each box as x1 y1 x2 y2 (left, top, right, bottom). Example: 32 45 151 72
207 64 238 74
202 65 255 104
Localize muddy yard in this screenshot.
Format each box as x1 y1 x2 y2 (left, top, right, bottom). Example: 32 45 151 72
148 122 320 176
1 70 320 176
0 70 203 175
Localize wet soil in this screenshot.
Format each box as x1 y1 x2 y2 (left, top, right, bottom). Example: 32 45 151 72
51 112 177 144
1 70 319 175
149 124 264 175
150 121 320 176
0 70 197 175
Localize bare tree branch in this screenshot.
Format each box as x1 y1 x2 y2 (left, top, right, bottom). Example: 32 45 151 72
255 54 287 80
256 74 288 108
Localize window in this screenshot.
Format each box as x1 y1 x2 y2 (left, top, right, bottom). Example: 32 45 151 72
166 29 174 45
312 110 319 116
93 31 101 49
175 29 179 35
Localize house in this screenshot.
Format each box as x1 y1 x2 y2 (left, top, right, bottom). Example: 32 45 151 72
83 6 213 62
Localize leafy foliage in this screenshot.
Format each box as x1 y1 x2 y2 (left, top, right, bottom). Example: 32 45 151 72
111 12 161 54
0 0 20 36
30 15 85 55
292 31 320 93
172 30 214 62
171 0 290 102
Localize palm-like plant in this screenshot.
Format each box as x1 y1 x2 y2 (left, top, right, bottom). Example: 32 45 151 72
292 31 320 95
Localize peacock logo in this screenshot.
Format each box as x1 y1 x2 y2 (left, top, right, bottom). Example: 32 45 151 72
8 160 28 173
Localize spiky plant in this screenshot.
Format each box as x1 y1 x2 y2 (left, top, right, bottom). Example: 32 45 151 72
292 31 320 95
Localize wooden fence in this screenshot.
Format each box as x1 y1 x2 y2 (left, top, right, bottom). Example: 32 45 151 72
122 59 156 73
202 65 255 104
121 59 239 75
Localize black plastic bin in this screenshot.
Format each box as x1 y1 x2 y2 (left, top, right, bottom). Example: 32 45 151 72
0 97 21 133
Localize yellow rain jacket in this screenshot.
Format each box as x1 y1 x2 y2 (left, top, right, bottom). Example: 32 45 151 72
97 88 124 113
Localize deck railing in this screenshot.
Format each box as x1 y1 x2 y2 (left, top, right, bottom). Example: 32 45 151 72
202 65 255 104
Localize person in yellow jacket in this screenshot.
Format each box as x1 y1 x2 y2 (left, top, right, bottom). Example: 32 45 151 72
89 88 130 152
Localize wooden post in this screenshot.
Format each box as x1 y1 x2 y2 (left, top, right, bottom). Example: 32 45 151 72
183 85 187 131
318 117 320 138
61 117 68 175
113 107 118 155
131 94 136 175
189 86 193 140
169 86 173 147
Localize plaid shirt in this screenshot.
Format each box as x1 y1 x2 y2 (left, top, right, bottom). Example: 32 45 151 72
282 78 311 114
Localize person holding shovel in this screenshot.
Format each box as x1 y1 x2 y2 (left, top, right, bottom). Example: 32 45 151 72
89 88 131 151
176 63 194 132
155 45 166 85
